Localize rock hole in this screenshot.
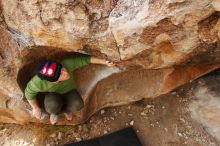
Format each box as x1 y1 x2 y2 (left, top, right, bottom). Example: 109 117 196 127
17 46 88 109
0 52 4 60
0 47 6 61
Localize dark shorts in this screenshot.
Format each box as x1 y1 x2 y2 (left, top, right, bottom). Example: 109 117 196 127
44 90 84 114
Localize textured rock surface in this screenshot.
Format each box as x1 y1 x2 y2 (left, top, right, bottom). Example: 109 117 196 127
74 64 220 125
1 0 220 64
0 0 219 125
190 72 220 141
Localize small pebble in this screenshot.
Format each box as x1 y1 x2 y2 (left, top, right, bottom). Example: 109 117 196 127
178 133 183 137
146 105 153 108
101 110 105 115
49 133 56 138
110 117 115 120
140 112 146 116
58 132 62 140
130 120 134 126
76 137 82 142
180 118 185 123
23 142 29 146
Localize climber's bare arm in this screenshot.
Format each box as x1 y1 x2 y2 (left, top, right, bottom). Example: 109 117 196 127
28 99 42 119
91 57 115 67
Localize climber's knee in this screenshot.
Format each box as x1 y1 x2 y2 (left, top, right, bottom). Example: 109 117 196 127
44 93 63 114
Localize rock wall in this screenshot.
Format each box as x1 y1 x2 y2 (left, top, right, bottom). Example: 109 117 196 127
0 0 219 124
190 72 220 142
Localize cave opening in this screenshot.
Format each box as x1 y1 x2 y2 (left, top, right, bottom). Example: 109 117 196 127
17 46 88 109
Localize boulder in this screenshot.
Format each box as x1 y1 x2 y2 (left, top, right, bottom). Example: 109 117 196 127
0 0 219 124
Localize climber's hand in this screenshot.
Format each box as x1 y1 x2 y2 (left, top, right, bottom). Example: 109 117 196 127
32 108 42 120
91 57 115 67
104 60 115 67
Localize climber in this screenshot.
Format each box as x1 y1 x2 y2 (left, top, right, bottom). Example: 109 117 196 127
24 55 114 125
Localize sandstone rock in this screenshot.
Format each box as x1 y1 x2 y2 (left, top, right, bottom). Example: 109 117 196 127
1 0 218 67
190 75 220 141
109 0 215 61
0 0 218 125
212 0 220 11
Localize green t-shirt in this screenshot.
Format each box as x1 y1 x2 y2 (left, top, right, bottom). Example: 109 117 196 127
25 56 91 100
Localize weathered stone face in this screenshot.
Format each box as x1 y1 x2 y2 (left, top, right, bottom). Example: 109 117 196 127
190 74 220 141
1 0 219 64
0 0 219 125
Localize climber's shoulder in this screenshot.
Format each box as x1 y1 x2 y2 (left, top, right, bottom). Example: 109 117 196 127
27 75 51 90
